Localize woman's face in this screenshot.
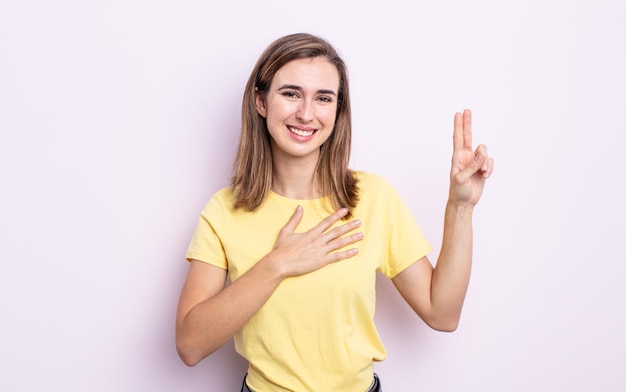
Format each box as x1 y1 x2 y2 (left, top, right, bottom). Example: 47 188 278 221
255 57 339 164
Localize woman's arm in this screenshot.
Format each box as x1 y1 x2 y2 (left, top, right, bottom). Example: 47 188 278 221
175 206 363 366
176 257 280 366
392 109 494 331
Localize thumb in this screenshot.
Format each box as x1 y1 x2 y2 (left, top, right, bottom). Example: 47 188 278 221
457 150 485 182
282 205 304 233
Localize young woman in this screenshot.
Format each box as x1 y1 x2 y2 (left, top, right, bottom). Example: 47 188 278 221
176 33 494 392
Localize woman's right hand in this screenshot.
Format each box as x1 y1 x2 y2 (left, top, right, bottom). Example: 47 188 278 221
267 206 363 277
176 206 362 365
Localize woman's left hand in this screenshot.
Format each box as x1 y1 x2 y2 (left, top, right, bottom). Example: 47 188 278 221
448 109 494 207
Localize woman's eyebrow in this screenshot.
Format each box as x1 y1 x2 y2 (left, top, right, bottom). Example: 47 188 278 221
277 84 337 96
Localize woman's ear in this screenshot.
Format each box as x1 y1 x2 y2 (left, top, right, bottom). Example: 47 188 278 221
254 88 267 118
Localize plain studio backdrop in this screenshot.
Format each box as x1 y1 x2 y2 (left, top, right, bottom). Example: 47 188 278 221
1 0 625 391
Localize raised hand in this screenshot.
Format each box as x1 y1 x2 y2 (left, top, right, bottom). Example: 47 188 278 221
449 109 494 207
268 206 363 277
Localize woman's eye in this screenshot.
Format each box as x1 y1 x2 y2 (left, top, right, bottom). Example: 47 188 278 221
318 96 333 103
282 91 299 99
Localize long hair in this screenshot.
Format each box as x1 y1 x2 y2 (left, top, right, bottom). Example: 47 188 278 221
230 33 358 218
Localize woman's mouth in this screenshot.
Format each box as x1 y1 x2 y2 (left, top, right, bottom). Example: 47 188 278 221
288 126 315 137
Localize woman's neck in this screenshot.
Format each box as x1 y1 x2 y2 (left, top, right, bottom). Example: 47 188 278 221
271 152 321 200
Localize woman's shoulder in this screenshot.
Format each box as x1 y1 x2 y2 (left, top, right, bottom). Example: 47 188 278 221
198 186 236 214
212 186 236 202
354 170 395 192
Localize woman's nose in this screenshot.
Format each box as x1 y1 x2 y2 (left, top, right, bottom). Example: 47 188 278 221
295 99 314 122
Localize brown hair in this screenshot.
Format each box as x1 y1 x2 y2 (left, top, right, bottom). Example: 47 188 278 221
230 33 358 218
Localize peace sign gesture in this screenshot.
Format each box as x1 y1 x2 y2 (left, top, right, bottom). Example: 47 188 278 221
449 109 494 207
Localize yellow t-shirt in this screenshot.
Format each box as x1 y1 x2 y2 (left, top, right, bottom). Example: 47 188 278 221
186 172 432 391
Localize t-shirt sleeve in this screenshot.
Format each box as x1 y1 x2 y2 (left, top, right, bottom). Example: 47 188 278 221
185 195 228 269
378 181 433 278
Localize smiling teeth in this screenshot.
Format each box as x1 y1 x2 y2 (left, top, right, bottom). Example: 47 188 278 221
289 127 314 137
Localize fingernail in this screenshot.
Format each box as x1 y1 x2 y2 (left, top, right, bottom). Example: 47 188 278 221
353 219 361 226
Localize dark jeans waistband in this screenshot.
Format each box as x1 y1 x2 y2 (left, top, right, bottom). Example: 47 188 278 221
240 373 381 392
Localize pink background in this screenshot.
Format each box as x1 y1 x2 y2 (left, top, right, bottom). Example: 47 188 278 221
1 0 624 390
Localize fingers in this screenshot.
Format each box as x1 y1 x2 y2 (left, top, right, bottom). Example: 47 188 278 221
273 206 363 277
452 109 472 152
323 219 363 249
326 247 360 263
457 144 493 181
452 112 464 152
482 156 495 178
463 109 472 150
282 206 355 238
310 207 349 235
311 208 363 258
281 205 304 233
473 144 494 178
323 221 363 263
